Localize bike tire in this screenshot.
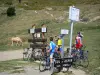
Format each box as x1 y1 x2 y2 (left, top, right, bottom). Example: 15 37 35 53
50 62 55 75
23 52 28 61
74 56 81 68
81 56 89 68
39 57 46 72
23 48 29 61
27 53 35 61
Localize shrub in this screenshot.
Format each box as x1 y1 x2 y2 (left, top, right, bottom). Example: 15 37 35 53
7 6 16 16
81 18 89 22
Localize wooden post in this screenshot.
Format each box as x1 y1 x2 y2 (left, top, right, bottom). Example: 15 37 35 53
32 24 36 39
41 24 47 54
28 25 47 59
41 24 46 39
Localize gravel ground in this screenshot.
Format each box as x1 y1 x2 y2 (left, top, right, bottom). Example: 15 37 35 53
0 66 87 75
0 49 87 75
0 50 23 61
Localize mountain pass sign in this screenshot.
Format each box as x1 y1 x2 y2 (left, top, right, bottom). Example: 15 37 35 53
69 6 80 21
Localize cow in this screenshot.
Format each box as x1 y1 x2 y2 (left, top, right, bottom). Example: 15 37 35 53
11 37 23 46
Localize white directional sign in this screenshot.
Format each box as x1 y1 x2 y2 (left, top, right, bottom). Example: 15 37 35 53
42 27 47 32
37 33 40 38
30 28 35 33
69 6 80 21
61 29 69 34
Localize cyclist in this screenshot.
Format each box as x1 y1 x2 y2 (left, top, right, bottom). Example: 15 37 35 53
47 37 57 65
54 35 62 56
57 36 62 54
75 32 84 57
75 32 83 51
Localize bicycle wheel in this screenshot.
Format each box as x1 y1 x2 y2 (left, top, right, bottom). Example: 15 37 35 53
50 58 57 75
73 51 81 68
81 50 89 68
74 56 81 68
50 62 55 75
39 57 46 72
81 56 89 68
23 52 28 60
27 53 35 61
23 48 28 60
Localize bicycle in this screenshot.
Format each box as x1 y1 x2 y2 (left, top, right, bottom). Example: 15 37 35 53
72 45 89 68
39 48 61 74
23 48 30 61
23 48 42 61
39 51 50 72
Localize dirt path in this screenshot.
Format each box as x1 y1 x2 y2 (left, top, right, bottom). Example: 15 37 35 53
0 50 87 75
0 50 23 61
70 68 86 75
0 47 68 61
0 67 87 75
0 66 51 75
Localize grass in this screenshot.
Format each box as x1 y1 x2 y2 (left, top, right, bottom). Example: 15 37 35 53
0 7 70 51
0 0 100 10
0 59 38 72
72 22 100 75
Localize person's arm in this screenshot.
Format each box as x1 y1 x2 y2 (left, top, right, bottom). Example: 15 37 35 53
47 43 52 52
49 43 52 51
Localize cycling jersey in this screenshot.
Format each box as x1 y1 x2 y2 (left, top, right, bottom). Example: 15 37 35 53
49 41 56 54
75 36 83 49
57 39 62 46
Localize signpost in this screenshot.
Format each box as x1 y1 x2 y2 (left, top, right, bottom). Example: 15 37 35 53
69 6 80 56
30 29 35 33
61 29 69 58
69 6 80 21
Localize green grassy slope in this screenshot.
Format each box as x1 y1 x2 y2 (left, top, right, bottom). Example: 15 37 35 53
0 0 100 9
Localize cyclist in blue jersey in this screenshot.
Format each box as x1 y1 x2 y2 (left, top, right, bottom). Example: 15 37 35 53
47 37 57 64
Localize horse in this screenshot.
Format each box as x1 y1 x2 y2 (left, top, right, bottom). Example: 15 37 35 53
11 37 23 46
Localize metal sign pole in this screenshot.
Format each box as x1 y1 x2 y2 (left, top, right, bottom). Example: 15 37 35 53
69 20 74 56
68 6 80 56
61 30 69 58
61 37 64 58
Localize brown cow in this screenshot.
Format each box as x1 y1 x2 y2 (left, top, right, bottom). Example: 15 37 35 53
11 37 23 46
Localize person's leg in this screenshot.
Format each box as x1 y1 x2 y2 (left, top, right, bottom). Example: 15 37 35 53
47 56 50 66
50 53 53 63
50 53 55 69
80 50 83 58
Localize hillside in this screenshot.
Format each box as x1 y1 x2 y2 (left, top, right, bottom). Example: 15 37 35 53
0 0 100 75
0 0 100 9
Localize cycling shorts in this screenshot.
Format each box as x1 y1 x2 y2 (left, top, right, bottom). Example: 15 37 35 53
50 53 54 58
76 44 83 49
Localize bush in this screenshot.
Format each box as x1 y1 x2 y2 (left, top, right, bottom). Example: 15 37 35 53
7 6 16 16
81 18 89 22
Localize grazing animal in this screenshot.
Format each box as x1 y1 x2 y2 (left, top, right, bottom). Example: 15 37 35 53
11 37 23 46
